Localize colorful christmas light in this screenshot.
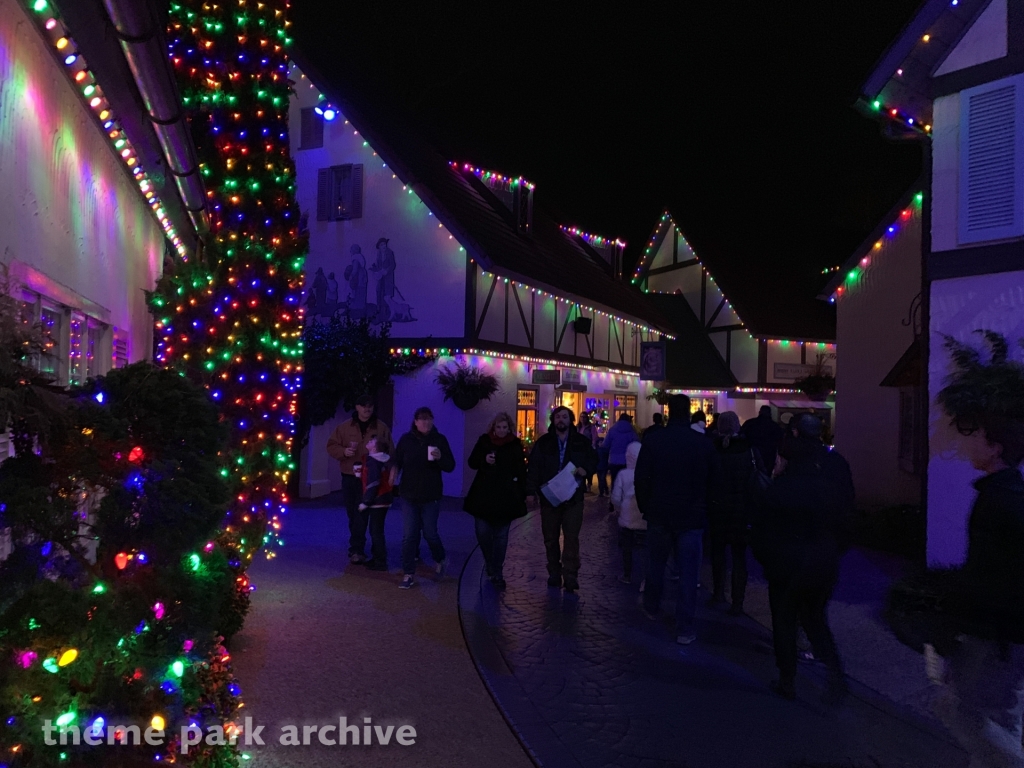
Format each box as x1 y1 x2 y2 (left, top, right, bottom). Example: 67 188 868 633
21 0 189 258
559 224 626 249
830 192 923 302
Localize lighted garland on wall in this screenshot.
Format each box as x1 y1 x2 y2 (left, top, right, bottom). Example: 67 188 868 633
390 347 645 377
148 0 303 674
830 192 923 302
22 1 188 258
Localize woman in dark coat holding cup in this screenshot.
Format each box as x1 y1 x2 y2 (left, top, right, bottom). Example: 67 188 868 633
464 412 528 589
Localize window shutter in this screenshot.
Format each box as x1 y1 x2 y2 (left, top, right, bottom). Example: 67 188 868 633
299 107 323 150
958 74 1024 244
317 168 331 221
349 164 364 219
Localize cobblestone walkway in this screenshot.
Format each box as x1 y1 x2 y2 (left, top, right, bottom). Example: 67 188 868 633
459 496 968 768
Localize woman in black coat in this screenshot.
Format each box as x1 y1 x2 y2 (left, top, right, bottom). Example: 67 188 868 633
464 412 528 589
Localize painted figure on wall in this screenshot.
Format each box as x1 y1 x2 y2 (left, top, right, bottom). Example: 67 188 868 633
372 237 396 321
306 238 416 325
345 244 368 319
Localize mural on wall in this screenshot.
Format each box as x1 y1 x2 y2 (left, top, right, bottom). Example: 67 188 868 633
305 237 417 325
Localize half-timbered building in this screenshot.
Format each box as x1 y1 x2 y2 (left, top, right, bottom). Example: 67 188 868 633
632 212 838 430
289 60 699 497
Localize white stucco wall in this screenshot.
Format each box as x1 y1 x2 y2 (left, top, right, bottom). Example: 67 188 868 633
927 270 1024 566
835 208 922 508
934 0 1007 76
290 71 467 341
0 0 164 366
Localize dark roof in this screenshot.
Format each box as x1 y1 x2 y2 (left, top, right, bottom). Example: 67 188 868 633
645 295 737 389
638 211 837 342
819 183 925 300
291 53 673 336
858 0 996 137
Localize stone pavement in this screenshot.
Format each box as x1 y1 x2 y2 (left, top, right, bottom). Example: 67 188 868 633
459 495 969 768
230 494 533 768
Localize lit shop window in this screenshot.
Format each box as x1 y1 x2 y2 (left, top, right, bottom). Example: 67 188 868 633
516 386 538 447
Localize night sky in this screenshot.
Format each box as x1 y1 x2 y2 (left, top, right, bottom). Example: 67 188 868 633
293 1 925 330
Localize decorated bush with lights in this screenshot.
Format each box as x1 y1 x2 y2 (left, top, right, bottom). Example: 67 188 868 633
0 363 242 766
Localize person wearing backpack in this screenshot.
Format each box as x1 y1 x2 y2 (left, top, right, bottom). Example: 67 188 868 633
358 436 393 571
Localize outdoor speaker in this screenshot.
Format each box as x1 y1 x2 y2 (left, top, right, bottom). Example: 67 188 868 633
573 317 592 334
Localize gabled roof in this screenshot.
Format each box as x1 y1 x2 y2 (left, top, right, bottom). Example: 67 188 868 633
819 183 925 301
645 294 737 389
634 211 836 342
291 53 673 336
858 0 1001 137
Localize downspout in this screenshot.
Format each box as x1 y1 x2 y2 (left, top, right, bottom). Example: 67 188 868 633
101 0 208 235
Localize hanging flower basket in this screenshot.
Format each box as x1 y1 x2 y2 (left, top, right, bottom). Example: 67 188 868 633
794 374 836 401
435 361 499 411
451 391 480 411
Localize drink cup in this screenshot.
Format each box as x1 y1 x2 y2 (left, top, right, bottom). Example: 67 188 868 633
427 446 439 461
353 462 362 478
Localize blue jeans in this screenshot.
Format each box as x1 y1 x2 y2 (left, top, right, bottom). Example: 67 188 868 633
474 518 510 580
400 499 446 575
643 524 703 634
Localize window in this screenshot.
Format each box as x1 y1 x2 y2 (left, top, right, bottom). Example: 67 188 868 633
113 329 128 369
38 304 64 382
317 164 364 221
611 393 637 424
516 386 538 446
86 320 104 379
958 73 1024 244
299 107 324 150
18 289 112 386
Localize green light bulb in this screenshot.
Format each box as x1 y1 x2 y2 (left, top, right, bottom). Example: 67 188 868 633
171 660 185 677
56 711 76 727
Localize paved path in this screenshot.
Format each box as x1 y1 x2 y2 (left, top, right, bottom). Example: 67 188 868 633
230 495 533 768
459 495 969 768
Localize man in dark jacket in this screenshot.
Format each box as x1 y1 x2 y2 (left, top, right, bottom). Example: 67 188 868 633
527 406 598 593
741 405 784 474
752 413 854 702
937 418 1024 763
635 394 720 644
391 407 456 589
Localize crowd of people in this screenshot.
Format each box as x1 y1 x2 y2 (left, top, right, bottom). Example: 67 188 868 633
325 393 859 701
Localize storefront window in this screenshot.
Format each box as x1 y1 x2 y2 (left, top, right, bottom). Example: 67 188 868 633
611 393 637 423
516 387 538 446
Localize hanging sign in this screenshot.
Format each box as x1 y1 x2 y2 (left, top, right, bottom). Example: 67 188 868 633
562 369 582 385
532 369 561 385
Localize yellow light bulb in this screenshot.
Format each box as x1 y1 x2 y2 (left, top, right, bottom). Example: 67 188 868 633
57 649 78 667
151 715 165 731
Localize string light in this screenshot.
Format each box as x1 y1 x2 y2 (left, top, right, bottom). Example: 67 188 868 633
830 192 923 302
389 347 645 377
560 225 626 249
633 211 749 336
23 0 188 258
453 162 535 191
